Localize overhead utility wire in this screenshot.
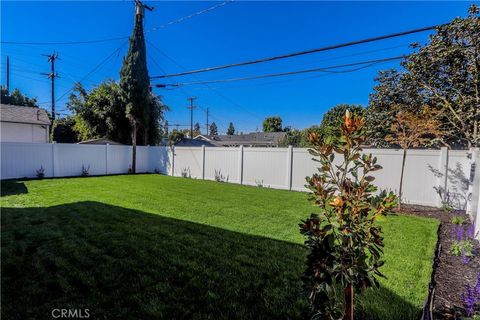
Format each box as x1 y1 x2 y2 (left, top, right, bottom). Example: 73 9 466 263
54 41 127 110
151 24 441 79
155 56 405 87
146 1 232 33
1 1 232 46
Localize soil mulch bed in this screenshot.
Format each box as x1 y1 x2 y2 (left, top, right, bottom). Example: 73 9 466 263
399 205 480 319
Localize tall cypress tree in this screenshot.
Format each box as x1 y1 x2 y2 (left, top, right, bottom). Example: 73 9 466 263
119 3 151 173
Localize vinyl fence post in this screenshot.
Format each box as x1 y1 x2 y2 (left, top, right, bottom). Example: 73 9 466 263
286 145 293 190
171 146 175 176
201 145 206 180
436 147 449 207
238 145 244 185
51 142 57 178
105 143 109 175
466 148 480 223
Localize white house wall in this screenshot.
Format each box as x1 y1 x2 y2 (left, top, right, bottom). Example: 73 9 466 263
1 122 48 143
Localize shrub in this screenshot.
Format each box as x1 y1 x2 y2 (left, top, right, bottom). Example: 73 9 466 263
36 166 45 179
451 216 465 225
181 168 191 179
214 169 228 183
81 165 90 177
299 110 397 319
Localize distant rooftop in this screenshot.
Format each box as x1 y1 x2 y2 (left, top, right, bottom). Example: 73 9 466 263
194 132 286 147
78 138 123 145
0 104 51 125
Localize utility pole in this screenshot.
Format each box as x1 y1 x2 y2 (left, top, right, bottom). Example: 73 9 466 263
205 107 209 135
41 52 59 122
187 97 197 138
134 0 154 24
6 56 10 94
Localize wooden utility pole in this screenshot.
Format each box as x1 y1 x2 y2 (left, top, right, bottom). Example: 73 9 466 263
6 56 10 94
41 52 59 122
130 0 153 173
187 97 197 138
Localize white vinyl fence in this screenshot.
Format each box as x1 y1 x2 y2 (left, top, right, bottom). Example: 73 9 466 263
0 142 171 179
1 142 479 238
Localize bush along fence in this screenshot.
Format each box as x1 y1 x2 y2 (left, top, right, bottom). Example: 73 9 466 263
1 142 479 238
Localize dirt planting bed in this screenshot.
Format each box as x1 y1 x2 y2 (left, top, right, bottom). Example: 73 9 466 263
400 205 479 319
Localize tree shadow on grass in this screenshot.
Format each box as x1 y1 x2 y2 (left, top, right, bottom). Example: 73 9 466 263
1 180 28 197
2 202 418 320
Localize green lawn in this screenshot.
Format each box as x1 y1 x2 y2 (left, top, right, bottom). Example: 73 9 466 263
1 174 438 320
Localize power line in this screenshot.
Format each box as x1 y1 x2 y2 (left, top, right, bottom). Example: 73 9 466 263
151 24 441 79
1 1 232 46
54 41 127 104
147 41 233 132
155 55 405 87
148 41 263 121
146 1 233 33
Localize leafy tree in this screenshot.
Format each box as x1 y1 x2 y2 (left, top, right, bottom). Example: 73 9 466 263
51 116 78 143
320 104 365 144
366 70 423 147
1 86 39 107
300 111 397 319
279 126 323 147
119 8 151 173
67 81 167 145
227 122 235 135
385 106 442 208
368 5 480 148
263 116 283 132
209 122 218 135
279 128 303 147
168 129 185 145
67 81 131 144
193 122 201 137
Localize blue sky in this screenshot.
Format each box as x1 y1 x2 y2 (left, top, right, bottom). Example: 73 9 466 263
0 1 475 134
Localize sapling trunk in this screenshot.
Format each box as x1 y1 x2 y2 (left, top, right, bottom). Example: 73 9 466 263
398 148 407 210
344 285 354 320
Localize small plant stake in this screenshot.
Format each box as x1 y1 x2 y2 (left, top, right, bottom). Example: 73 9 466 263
300 110 397 320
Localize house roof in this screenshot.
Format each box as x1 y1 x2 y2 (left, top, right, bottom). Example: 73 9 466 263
175 138 218 147
78 138 123 145
195 132 286 146
0 104 51 125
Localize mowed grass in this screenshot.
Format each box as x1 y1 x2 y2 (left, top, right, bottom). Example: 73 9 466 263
1 175 439 320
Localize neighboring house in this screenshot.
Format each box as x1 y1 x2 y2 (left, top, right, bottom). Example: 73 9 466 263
78 138 123 145
174 138 218 147
0 104 51 143
193 132 287 147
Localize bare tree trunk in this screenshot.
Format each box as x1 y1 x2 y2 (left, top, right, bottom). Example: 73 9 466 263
131 121 137 174
144 127 149 146
398 148 407 210
344 285 354 320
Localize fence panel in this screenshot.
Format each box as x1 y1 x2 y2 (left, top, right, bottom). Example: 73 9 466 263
204 147 240 183
148 146 171 174
173 147 203 178
399 150 441 207
1 142 53 179
107 145 131 174
55 144 106 177
242 148 289 189
135 146 149 173
448 150 473 209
